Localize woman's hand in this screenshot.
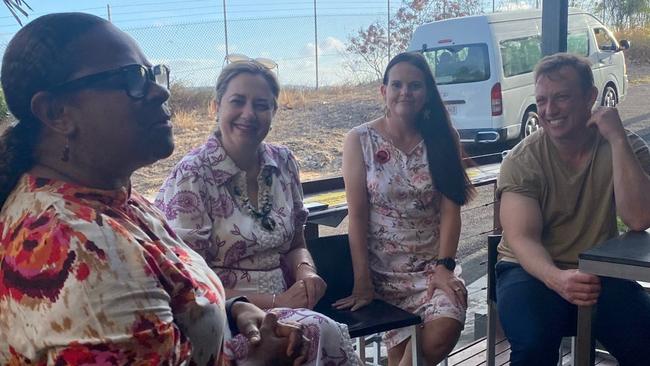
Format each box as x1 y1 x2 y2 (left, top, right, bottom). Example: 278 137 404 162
276 280 310 309
232 302 310 365
295 264 327 309
332 281 374 311
237 312 310 366
427 266 467 309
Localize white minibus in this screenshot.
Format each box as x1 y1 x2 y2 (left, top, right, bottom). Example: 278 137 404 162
407 8 629 144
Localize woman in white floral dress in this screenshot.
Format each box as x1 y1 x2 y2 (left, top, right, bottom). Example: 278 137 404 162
156 60 360 365
334 52 475 366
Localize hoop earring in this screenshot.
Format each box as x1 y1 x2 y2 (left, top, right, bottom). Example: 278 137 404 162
60 138 70 162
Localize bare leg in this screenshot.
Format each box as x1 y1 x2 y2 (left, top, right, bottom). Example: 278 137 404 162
389 317 462 366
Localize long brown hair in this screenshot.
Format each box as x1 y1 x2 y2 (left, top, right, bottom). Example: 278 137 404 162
0 13 109 208
383 52 474 205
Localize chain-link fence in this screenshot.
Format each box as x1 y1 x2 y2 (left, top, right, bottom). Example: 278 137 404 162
0 0 606 89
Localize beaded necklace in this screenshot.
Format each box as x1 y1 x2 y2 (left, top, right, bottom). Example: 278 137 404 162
232 166 276 231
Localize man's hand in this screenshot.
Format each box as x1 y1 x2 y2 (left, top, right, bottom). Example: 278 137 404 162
587 107 627 144
550 269 601 306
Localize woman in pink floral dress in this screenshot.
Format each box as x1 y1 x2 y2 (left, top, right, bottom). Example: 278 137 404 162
156 60 359 365
334 52 475 366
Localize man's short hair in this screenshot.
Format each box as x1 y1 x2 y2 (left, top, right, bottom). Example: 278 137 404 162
534 53 594 93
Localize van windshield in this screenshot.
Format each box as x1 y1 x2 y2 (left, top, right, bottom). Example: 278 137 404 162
422 44 490 85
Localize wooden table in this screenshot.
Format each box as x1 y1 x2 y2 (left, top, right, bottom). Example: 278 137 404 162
575 230 650 366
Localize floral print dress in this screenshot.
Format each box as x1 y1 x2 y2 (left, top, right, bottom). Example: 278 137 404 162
0 175 228 365
156 132 360 366
355 123 466 349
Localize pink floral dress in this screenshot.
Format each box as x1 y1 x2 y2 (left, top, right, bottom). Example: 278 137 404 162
355 123 466 349
0 175 228 365
155 132 360 366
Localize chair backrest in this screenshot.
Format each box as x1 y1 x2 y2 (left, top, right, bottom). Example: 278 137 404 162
487 234 502 302
305 234 354 312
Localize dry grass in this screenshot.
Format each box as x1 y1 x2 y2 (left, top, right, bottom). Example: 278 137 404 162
278 88 307 109
172 109 201 129
616 28 650 65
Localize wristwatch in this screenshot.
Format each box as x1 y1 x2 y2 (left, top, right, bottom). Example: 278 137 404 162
435 257 457 271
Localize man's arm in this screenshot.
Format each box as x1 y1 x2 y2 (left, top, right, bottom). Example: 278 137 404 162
588 107 650 230
501 191 600 306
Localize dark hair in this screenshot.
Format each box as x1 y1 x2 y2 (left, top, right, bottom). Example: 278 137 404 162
534 53 594 94
216 60 280 110
383 52 474 205
0 13 109 208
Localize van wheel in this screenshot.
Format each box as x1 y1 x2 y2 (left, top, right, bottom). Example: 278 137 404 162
521 110 540 138
601 86 617 107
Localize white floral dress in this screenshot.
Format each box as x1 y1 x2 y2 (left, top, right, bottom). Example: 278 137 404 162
155 132 360 365
355 123 466 349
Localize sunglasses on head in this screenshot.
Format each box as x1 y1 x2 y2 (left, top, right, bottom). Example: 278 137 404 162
48 64 170 99
225 53 278 70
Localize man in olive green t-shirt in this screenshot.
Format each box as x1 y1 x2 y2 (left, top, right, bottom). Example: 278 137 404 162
496 53 650 366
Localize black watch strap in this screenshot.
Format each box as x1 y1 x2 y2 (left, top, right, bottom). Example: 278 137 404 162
225 296 250 336
435 257 457 271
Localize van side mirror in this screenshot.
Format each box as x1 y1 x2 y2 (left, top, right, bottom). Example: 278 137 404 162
618 39 631 51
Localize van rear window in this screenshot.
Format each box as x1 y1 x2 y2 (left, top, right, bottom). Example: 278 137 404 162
422 44 490 85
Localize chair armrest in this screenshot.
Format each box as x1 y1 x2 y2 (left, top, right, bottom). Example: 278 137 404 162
315 299 421 338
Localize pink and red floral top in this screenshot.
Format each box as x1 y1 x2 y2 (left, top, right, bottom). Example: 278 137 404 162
155 133 308 295
0 175 228 365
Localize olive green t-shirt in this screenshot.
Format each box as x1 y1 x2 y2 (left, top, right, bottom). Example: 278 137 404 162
497 129 650 268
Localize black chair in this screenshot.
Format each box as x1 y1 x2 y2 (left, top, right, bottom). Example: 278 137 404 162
306 234 424 365
486 234 502 366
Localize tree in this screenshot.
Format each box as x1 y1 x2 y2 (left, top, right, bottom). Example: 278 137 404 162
346 0 483 80
595 0 650 29
4 0 32 25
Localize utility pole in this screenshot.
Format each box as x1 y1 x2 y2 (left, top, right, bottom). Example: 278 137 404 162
314 0 319 89
541 0 568 55
222 0 229 58
107 4 111 22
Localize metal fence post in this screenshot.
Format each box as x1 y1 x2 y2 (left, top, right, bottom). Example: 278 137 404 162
313 0 319 89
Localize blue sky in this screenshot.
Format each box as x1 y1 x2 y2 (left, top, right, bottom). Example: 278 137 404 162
0 0 520 86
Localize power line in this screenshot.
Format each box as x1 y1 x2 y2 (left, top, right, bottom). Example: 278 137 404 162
110 4 389 18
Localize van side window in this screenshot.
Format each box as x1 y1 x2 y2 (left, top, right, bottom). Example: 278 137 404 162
594 27 618 51
500 36 542 77
422 44 490 85
567 31 589 56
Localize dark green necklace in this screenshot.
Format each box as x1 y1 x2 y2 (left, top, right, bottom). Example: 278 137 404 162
233 166 276 231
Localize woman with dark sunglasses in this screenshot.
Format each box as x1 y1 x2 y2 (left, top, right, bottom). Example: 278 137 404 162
0 12 328 365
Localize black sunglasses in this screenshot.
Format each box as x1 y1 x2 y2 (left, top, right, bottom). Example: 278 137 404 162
49 64 170 99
